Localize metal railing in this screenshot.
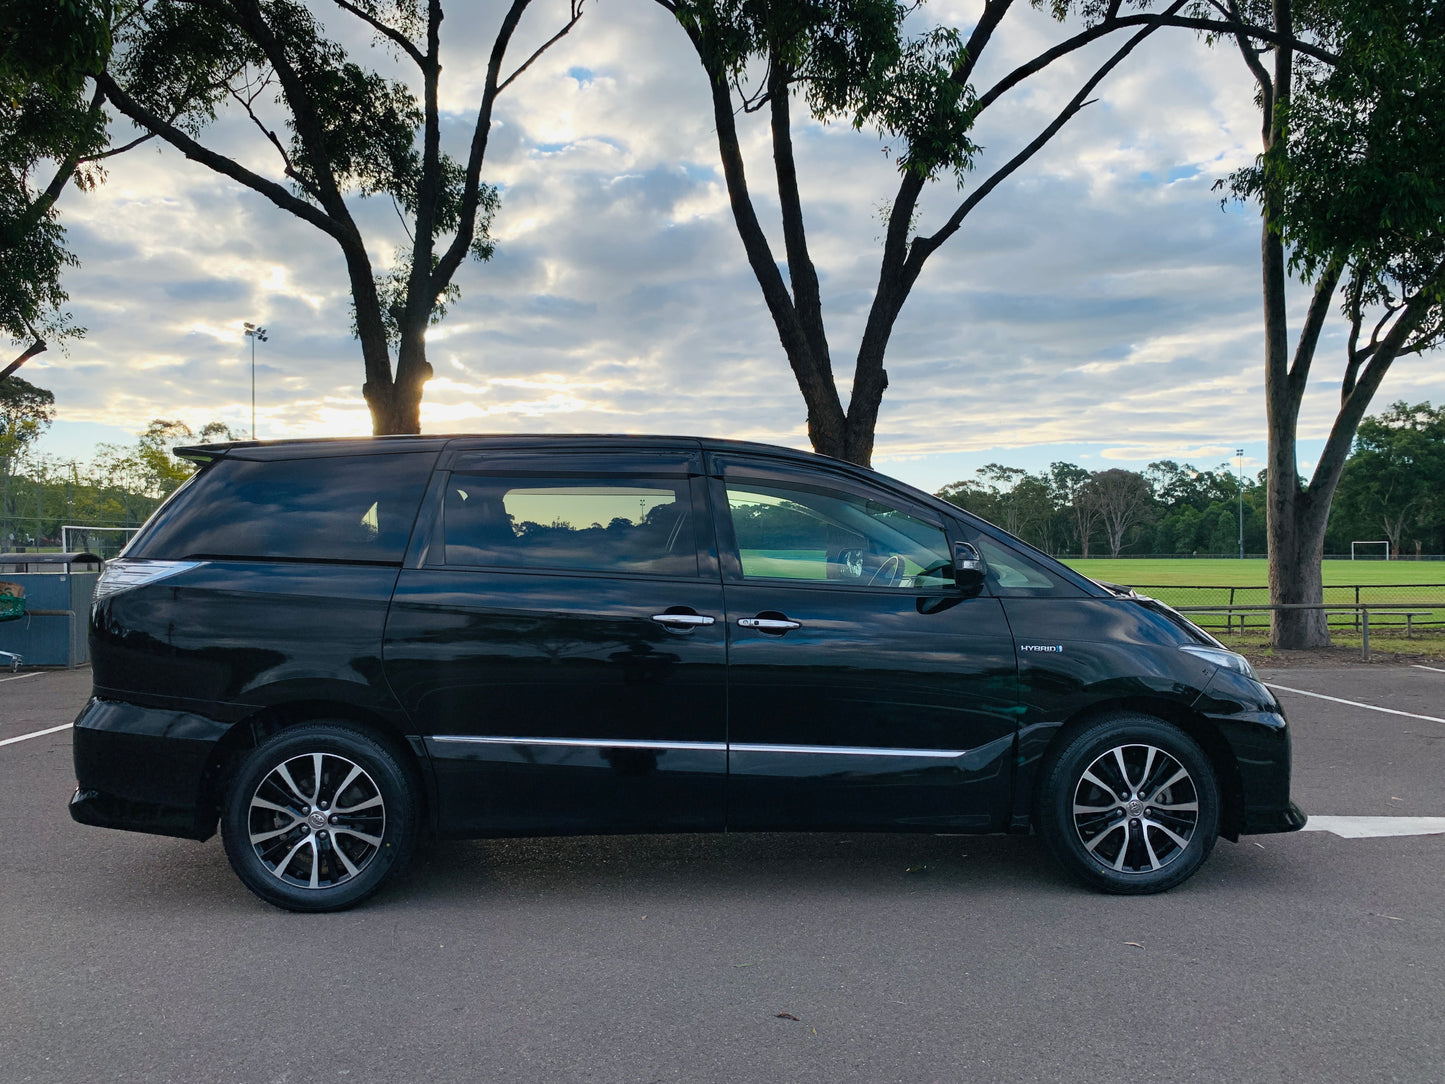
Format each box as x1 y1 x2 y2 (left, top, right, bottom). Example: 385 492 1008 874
1133 583 1445 634
1172 602 1437 660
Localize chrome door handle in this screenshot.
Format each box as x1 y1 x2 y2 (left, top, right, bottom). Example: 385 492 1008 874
737 617 801 631
650 613 716 627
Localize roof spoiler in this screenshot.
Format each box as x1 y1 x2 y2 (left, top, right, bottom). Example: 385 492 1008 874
172 441 258 465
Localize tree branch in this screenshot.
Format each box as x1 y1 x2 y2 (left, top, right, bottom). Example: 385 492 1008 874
85 130 159 160
1224 0 1273 130
0 341 47 384
223 0 355 218
1306 255 1445 514
497 0 584 94
953 0 1016 89
672 12 845 450
225 74 319 202
329 0 426 67
96 72 345 240
431 0 537 291
769 54 830 374
971 9 1334 122
1287 254 1343 402
403 0 445 350
912 2 1186 272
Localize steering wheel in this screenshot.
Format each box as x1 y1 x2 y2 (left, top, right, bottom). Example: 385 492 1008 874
868 554 903 587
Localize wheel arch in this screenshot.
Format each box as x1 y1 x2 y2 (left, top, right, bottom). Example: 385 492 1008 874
195 701 432 840
1031 696 1245 841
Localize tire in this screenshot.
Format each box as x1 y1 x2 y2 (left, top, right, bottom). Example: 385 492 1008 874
1037 714 1220 895
221 723 418 912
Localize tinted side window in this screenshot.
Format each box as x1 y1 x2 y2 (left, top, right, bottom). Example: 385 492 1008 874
723 477 954 588
967 532 1087 597
443 475 698 577
129 452 436 564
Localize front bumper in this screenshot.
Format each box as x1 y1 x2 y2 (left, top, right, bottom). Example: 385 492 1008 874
1241 799 1308 835
69 697 231 841
1194 669 1306 838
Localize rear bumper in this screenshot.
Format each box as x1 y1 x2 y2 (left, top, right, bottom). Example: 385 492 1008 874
69 786 213 840
69 697 230 841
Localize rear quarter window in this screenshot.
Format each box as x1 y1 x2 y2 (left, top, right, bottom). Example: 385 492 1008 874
128 452 436 564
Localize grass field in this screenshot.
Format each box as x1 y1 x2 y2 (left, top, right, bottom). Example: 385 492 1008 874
1063 557 1445 656
1063 558 1445 587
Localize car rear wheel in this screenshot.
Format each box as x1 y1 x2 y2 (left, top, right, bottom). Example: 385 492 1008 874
1037 714 1220 894
221 723 418 912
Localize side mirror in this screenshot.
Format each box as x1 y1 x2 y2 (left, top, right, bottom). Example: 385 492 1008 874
953 542 986 588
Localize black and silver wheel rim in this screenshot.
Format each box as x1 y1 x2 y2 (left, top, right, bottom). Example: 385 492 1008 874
247 752 386 890
1072 743 1200 875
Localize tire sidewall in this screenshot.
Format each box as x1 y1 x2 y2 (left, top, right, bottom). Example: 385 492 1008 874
221 723 417 912
1038 715 1220 895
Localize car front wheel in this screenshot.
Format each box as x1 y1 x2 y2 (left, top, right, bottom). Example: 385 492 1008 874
221 723 418 912
1037 714 1220 894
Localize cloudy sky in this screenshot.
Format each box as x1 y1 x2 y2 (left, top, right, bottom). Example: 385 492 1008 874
23 0 1445 495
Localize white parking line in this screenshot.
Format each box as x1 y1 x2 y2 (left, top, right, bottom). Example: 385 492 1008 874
1412 664 1445 673
1301 816 1445 838
0 672 40 683
0 722 72 748
1265 683 1445 724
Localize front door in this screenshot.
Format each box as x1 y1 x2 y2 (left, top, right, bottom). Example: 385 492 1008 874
384 445 727 836
708 452 1019 832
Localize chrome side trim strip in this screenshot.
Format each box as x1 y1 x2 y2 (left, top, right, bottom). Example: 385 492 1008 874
430 735 728 753
429 736 969 758
730 743 969 759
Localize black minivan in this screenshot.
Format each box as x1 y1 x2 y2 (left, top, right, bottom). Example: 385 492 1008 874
71 435 1305 910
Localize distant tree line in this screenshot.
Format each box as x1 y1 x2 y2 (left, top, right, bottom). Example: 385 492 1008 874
0 379 233 549
935 401 1445 560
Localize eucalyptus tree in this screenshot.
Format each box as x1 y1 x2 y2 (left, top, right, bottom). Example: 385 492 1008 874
654 0 1321 467
1219 0 1445 647
0 0 119 378
1083 468 1154 557
97 0 585 434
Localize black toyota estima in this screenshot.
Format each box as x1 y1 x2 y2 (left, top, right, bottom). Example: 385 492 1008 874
71 435 1305 911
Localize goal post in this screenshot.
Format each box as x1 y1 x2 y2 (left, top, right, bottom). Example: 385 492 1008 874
61 525 141 559
1350 540 1390 560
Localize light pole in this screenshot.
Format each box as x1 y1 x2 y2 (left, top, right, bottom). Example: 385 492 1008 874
1236 448 1245 559
243 322 268 439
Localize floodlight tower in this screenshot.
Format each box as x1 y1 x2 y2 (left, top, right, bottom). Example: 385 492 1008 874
1236 448 1245 559
244 322 268 439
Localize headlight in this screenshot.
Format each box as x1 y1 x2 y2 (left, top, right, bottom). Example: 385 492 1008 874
1179 643 1257 679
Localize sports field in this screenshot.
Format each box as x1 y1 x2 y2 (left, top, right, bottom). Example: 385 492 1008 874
1064 557 1445 651
1064 557 1445 588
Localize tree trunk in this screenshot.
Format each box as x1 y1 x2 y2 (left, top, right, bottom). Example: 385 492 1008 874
1267 483 1330 647
365 329 432 435
1 339 46 383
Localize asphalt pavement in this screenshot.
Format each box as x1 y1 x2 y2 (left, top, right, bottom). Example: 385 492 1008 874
1 665 1441 1083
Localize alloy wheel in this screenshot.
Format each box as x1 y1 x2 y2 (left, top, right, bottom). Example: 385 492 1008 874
1071 743 1201 875
246 752 387 890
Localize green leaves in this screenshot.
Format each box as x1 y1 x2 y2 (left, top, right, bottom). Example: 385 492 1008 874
112 0 258 137
1331 400 1445 553
1 0 117 348
675 0 977 181
1229 0 1445 323
0 375 56 458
